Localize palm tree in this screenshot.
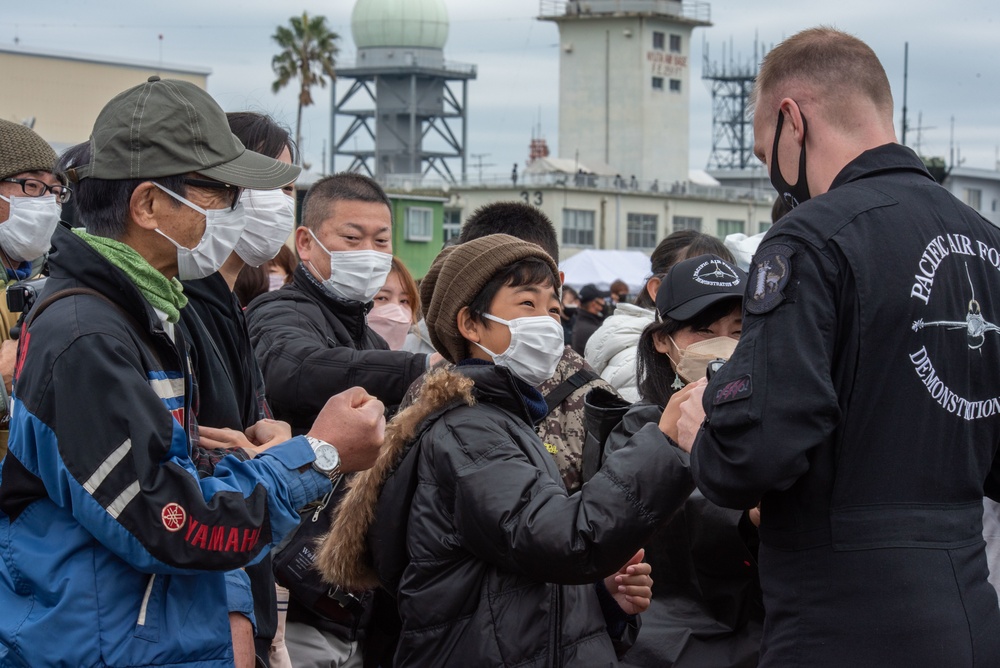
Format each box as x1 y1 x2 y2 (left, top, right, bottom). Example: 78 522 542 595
271 12 340 165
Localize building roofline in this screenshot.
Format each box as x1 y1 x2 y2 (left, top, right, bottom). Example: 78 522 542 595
337 62 477 80
539 13 711 27
0 44 212 76
948 166 1000 180
385 192 449 203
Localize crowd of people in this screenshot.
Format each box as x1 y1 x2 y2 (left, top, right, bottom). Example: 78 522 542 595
1 26 999 668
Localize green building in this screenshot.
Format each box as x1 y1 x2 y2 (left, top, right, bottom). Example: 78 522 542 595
385 192 448 279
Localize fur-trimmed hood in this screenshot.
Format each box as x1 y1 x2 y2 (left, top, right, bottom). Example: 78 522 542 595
315 366 476 591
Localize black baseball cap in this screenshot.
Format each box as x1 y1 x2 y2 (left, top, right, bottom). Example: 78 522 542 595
656 254 745 321
579 283 610 304
68 76 300 189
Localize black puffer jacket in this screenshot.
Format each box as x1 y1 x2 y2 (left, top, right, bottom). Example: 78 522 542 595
607 402 763 668
318 363 696 667
245 264 427 431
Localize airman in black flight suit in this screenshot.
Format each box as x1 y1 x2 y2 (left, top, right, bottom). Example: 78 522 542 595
678 27 1000 668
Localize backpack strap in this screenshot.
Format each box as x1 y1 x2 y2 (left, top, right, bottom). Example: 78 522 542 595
22 286 164 370
25 287 137 331
542 367 600 416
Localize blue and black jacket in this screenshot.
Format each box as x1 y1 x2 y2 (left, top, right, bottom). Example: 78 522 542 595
0 227 331 667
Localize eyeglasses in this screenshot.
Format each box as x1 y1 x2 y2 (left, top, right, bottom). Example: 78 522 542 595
2 177 72 204
183 177 243 211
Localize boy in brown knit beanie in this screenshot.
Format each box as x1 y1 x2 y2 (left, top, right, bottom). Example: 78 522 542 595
322 233 699 666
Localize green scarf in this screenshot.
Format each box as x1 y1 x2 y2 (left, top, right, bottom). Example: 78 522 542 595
73 228 188 323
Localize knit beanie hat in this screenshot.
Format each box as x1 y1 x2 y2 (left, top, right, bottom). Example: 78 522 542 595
0 120 58 180
421 233 560 364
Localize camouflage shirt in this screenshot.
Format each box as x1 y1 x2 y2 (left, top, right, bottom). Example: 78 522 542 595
537 347 619 493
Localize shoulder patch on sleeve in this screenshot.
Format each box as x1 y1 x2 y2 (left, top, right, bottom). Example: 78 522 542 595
713 375 752 405
746 243 795 314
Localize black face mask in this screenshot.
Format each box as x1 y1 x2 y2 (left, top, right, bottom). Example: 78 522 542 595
769 109 810 208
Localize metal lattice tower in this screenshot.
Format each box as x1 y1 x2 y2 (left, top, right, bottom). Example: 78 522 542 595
332 0 477 184
332 63 475 183
702 40 760 170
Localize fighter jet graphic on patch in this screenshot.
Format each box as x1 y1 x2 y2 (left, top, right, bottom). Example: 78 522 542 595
911 262 1000 350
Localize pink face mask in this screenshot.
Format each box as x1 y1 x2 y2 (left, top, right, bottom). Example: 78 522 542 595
368 303 413 350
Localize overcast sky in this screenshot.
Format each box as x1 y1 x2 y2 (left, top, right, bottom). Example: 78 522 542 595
5 0 1000 176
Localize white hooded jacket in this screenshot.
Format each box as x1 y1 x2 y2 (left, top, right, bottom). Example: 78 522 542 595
584 303 654 403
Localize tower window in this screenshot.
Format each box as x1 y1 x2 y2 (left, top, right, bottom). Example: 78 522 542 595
443 209 462 243
718 219 745 237
405 207 433 242
627 213 658 249
669 79 681 93
966 188 982 211
652 77 664 90
673 216 702 232
669 34 682 53
563 209 596 247
653 32 665 50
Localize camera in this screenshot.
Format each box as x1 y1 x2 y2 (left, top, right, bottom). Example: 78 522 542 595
705 357 727 381
7 277 48 339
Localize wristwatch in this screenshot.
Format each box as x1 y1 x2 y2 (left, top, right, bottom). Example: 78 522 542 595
305 435 341 480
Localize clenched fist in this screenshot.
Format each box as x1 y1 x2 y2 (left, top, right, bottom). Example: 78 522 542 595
309 386 386 473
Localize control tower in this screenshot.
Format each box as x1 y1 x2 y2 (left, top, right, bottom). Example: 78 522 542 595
539 0 711 186
333 0 477 182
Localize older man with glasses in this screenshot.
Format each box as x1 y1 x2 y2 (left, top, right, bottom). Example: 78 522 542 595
0 77 387 668
0 119 67 459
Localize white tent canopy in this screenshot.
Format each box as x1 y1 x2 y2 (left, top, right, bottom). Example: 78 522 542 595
559 249 651 294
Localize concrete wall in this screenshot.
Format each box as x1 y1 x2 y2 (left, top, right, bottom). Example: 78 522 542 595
0 48 208 148
450 184 771 261
555 15 697 186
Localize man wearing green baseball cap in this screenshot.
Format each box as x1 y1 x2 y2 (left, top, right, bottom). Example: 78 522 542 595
0 77 388 668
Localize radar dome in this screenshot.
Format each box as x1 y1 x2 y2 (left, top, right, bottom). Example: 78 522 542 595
351 0 449 50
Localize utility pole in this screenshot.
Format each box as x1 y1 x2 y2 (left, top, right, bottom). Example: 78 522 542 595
469 153 495 183
901 42 909 146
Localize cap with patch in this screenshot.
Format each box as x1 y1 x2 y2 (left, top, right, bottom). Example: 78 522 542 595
421 234 560 364
656 254 745 321
69 76 299 189
579 283 609 304
0 119 58 181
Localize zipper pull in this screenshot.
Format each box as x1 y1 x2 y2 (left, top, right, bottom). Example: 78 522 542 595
311 490 332 522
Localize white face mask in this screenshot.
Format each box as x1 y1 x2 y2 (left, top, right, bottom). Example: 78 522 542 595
268 273 286 291
307 229 392 303
668 335 739 384
0 194 61 262
153 183 247 281
368 303 413 350
234 189 296 267
475 313 565 387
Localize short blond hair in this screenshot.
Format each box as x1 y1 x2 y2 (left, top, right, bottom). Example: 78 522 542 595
753 27 893 126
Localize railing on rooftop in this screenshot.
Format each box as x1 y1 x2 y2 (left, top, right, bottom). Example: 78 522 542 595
539 0 711 23
336 59 477 76
377 171 772 204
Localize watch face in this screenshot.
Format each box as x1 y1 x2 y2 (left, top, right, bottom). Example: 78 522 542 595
314 443 340 472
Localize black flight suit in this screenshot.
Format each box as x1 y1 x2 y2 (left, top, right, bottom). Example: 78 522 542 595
692 144 1000 667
